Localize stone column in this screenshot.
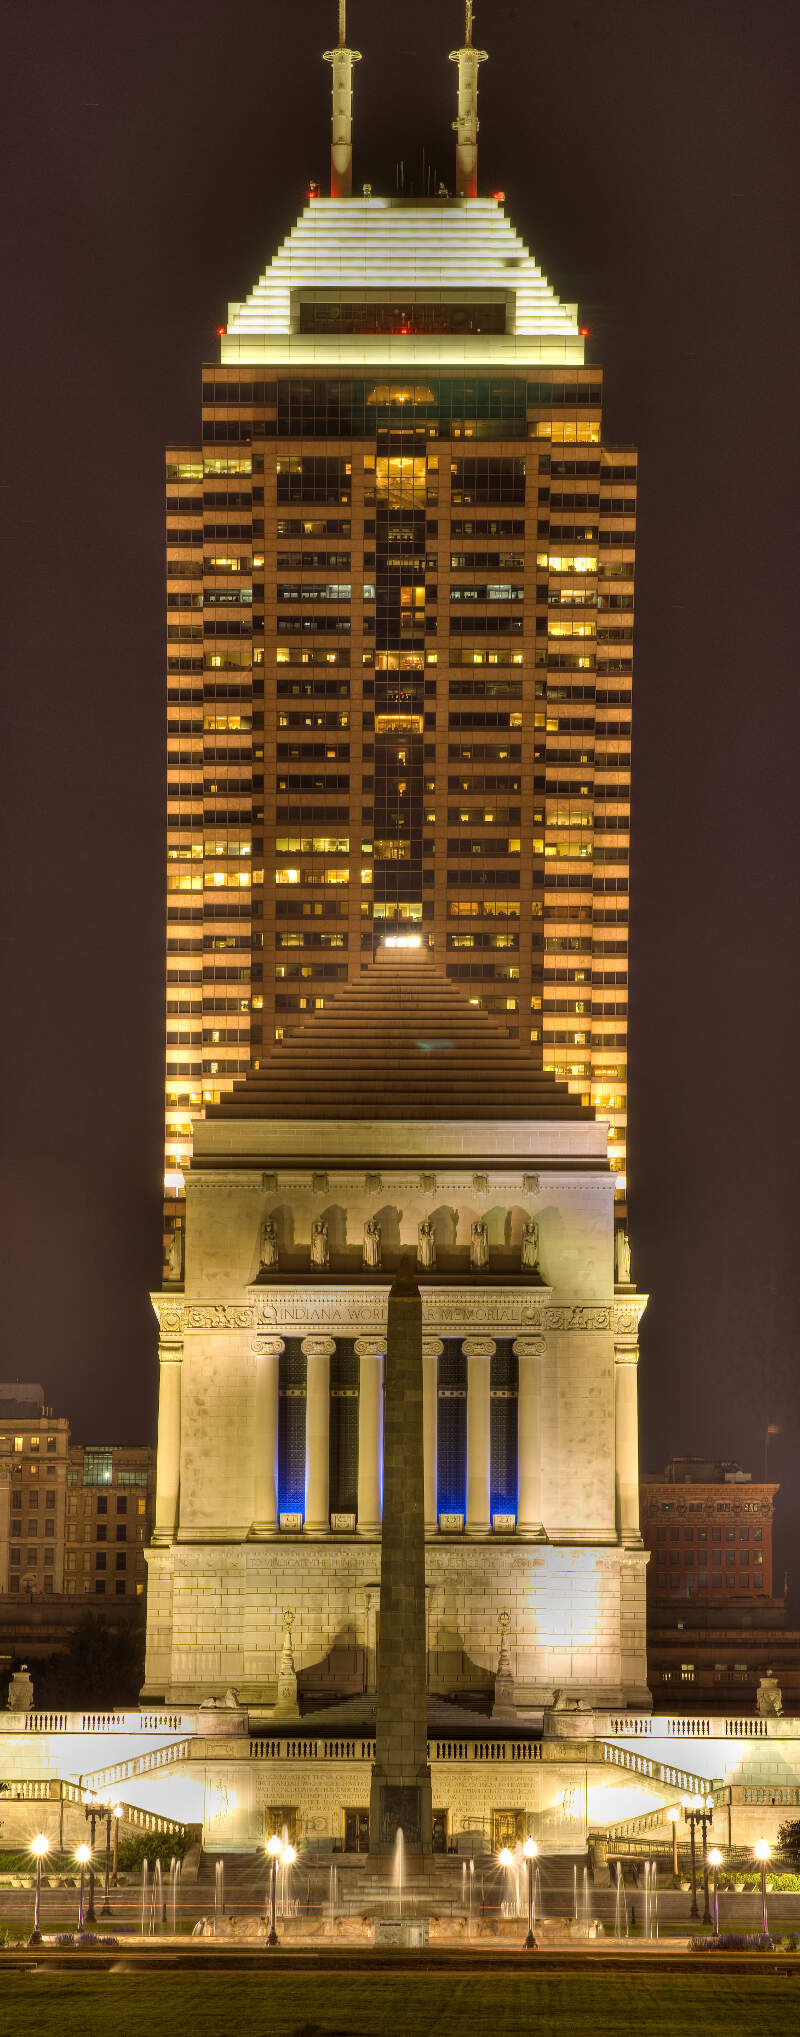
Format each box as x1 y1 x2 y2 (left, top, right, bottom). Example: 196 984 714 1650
422 1338 442 1533
252 1335 284 1533
355 1337 384 1534
303 1336 334 1534
614 1348 641 1544
153 1344 182 1543
514 1335 546 1536
464 1337 494 1535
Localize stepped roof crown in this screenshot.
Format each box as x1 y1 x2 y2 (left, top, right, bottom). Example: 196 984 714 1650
221 198 584 368
205 947 595 1125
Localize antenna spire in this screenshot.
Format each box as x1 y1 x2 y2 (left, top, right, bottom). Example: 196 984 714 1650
449 3 487 198
323 2 362 198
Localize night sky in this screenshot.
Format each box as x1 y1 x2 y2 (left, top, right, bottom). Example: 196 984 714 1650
3 3 798 1596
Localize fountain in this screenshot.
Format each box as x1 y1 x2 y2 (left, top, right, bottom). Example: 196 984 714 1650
152 1859 164 1933
328 1862 338 1923
169 1856 181 1935
394 1827 405 1918
214 1858 224 1935
614 1860 629 1940
140 1859 149 1937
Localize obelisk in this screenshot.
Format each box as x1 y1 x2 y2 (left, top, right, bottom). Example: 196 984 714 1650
369 1258 433 1856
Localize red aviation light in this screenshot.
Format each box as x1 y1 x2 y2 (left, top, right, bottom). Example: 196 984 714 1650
492 189 505 202
216 326 226 337
580 326 590 338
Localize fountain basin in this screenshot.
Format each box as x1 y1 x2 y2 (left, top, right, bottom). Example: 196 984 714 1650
373 1917 429 1948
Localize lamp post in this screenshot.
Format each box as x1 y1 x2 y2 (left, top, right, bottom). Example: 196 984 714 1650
683 1795 713 1924
522 1836 538 1950
75 1842 91 1932
754 1839 771 1936
112 1803 123 1889
83 1789 100 1924
265 1834 295 1946
708 1847 722 1935
29 1834 49 1946
667 1804 680 1883
100 1801 123 1915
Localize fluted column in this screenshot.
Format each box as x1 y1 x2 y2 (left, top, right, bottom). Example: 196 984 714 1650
423 1338 442 1533
252 1335 283 1533
514 1335 546 1536
154 1345 182 1543
464 1337 494 1534
355 1337 383 1534
614 1347 641 1544
303 1335 334 1533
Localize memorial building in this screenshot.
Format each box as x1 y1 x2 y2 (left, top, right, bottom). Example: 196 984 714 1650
145 945 649 1715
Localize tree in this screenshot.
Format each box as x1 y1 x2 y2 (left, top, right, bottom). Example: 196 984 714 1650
778 1818 800 1861
30 1614 145 1710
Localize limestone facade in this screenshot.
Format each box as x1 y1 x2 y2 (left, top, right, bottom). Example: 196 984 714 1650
145 1102 649 1710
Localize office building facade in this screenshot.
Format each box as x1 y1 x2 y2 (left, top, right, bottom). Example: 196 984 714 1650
162 13 636 1268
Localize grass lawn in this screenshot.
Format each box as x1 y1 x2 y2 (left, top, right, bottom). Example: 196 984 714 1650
4 1970 800 2036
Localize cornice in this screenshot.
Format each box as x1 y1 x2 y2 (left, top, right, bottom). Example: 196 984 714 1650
151 1287 636 1339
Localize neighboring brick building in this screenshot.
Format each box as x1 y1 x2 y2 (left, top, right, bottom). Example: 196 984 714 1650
0 1385 70 1597
64 1443 155 1604
641 1458 777 1606
0 1385 155 1666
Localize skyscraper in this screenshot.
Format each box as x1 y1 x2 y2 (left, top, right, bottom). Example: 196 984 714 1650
163 5 635 1264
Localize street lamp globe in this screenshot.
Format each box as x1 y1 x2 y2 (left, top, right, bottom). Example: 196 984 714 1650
281 1843 297 1867
498 1847 514 1868
667 1805 680 1823
113 1804 124 1821
522 1837 538 1860
75 1844 91 1865
31 1835 49 1859
266 1834 283 1858
708 1848 722 1868
754 1839 771 1863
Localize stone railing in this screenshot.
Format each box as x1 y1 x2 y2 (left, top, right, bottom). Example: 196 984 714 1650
602 1714 779 1740
12 1709 187 1735
596 1739 717 1797
249 1737 544 1764
76 1738 195 1791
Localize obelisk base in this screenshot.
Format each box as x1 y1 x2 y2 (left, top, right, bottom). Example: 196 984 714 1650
369 1770 433 1857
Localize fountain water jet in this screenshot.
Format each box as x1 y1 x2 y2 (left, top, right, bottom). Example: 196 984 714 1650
214 1858 224 1935
393 1827 405 1919
140 1859 149 1938
152 1858 163 1933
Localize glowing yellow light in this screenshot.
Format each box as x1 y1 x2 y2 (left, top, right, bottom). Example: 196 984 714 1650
266 1834 282 1858
31 1834 49 1858
754 1839 771 1862
75 1843 91 1865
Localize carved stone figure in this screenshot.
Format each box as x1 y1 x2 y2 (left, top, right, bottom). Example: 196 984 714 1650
166 1222 184 1283
521 1217 539 1272
310 1218 329 1270
362 1215 381 1269
7 1664 33 1712
756 1672 783 1717
259 1217 279 1270
470 1218 489 1271
417 1217 436 1270
615 1229 632 1284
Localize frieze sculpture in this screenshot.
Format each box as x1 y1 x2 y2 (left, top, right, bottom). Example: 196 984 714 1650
166 1222 184 1283
362 1215 381 1269
310 1218 329 1270
184 1304 255 1331
521 1217 540 1272
615 1229 632 1284
259 1216 279 1271
417 1217 436 1270
470 1218 489 1271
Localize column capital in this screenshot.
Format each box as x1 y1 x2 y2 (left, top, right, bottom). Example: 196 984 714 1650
354 1336 385 1359
301 1335 336 1359
513 1335 547 1359
422 1337 444 1359
462 1336 496 1361
251 1334 285 1358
